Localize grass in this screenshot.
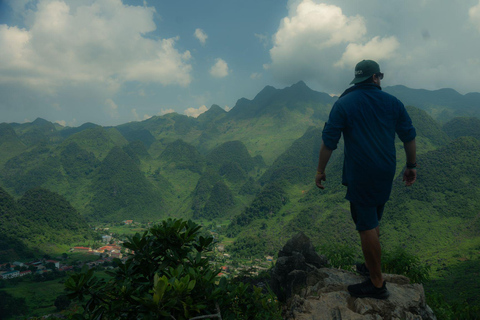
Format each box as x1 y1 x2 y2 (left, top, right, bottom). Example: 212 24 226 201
3 278 65 318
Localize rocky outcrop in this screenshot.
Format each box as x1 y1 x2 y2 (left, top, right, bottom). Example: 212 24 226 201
271 233 436 320
270 232 328 302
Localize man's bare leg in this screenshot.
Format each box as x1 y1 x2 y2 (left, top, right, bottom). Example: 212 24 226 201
359 227 383 288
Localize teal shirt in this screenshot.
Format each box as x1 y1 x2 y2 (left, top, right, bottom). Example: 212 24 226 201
322 83 416 206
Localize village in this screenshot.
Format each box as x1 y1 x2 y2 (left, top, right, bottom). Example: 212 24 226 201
1 220 275 281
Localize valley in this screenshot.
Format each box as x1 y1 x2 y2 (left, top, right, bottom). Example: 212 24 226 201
1 81 480 318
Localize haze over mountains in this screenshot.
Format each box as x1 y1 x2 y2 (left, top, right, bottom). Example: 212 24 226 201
0 81 479 273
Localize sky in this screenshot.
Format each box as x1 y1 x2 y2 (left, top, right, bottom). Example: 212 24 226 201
1 0 480 127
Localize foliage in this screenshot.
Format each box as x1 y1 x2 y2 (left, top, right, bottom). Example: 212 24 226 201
65 218 281 320
60 142 99 179
426 290 480 320
228 183 288 232
382 246 431 284
319 242 357 270
219 161 247 182
442 116 480 140
260 127 322 185
55 294 71 311
0 187 90 262
228 234 270 258
0 290 28 318
88 146 165 221
201 181 235 219
159 139 205 174
206 140 256 172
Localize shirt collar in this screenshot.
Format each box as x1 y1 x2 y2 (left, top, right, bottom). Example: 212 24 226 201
339 83 382 98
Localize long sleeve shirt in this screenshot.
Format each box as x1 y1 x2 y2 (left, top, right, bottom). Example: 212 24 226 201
322 83 416 206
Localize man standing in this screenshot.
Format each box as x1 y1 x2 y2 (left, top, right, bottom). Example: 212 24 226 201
315 60 417 299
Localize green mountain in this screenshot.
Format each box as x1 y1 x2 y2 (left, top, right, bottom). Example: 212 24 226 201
226 81 335 120
206 140 256 172
384 85 480 122
63 126 128 160
0 123 27 165
442 116 480 140
1 81 480 310
10 118 62 146
87 146 166 221
0 187 91 262
159 139 205 174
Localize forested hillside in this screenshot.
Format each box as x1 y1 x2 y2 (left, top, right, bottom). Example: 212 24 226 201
1 82 479 307
0 187 91 262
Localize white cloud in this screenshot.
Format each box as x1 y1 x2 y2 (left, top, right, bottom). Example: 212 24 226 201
194 28 208 45
184 105 208 118
224 105 231 112
335 36 400 68
254 33 269 48
159 108 175 115
470 1 480 32
268 0 368 89
209 58 229 78
55 120 66 126
104 98 119 119
131 108 139 121
0 0 193 92
266 0 480 94
250 72 262 79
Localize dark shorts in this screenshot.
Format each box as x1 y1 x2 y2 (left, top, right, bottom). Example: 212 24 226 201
350 202 385 231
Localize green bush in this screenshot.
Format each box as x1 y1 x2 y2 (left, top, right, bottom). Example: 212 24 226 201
382 246 431 284
319 243 357 270
65 218 281 320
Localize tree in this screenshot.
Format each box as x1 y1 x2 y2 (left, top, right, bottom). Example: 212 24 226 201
65 218 281 320
54 294 71 311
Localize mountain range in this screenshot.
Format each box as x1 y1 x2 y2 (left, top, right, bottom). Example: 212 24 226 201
1 81 480 306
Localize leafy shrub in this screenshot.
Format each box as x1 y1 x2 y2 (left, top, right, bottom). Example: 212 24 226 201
319 243 357 270
65 218 281 320
382 246 431 284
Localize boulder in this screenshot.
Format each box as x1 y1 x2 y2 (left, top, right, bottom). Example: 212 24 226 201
284 268 437 320
271 233 437 320
270 232 328 302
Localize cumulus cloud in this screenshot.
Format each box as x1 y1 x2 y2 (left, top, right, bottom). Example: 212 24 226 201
194 28 208 45
159 108 175 115
250 72 262 79
267 0 480 94
55 120 66 126
268 0 368 90
254 33 269 48
184 105 208 118
104 98 119 119
470 1 480 32
209 58 229 78
0 0 193 92
335 36 400 68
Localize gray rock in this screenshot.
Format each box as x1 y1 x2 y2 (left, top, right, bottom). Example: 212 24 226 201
272 233 436 319
270 232 328 302
284 268 437 320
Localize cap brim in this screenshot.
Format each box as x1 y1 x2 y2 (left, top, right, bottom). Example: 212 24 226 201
349 75 371 85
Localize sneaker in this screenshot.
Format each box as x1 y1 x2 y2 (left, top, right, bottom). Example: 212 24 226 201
348 279 390 299
355 263 370 277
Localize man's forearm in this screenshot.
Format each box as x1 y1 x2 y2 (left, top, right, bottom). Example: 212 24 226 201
404 139 416 164
317 142 333 173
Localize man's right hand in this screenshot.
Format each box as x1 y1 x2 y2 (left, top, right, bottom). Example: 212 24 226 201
403 168 417 186
316 172 326 189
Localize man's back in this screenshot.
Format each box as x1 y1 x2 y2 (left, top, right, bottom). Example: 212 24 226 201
322 83 415 206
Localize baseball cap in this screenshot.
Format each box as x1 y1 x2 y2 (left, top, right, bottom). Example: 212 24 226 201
350 60 381 85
